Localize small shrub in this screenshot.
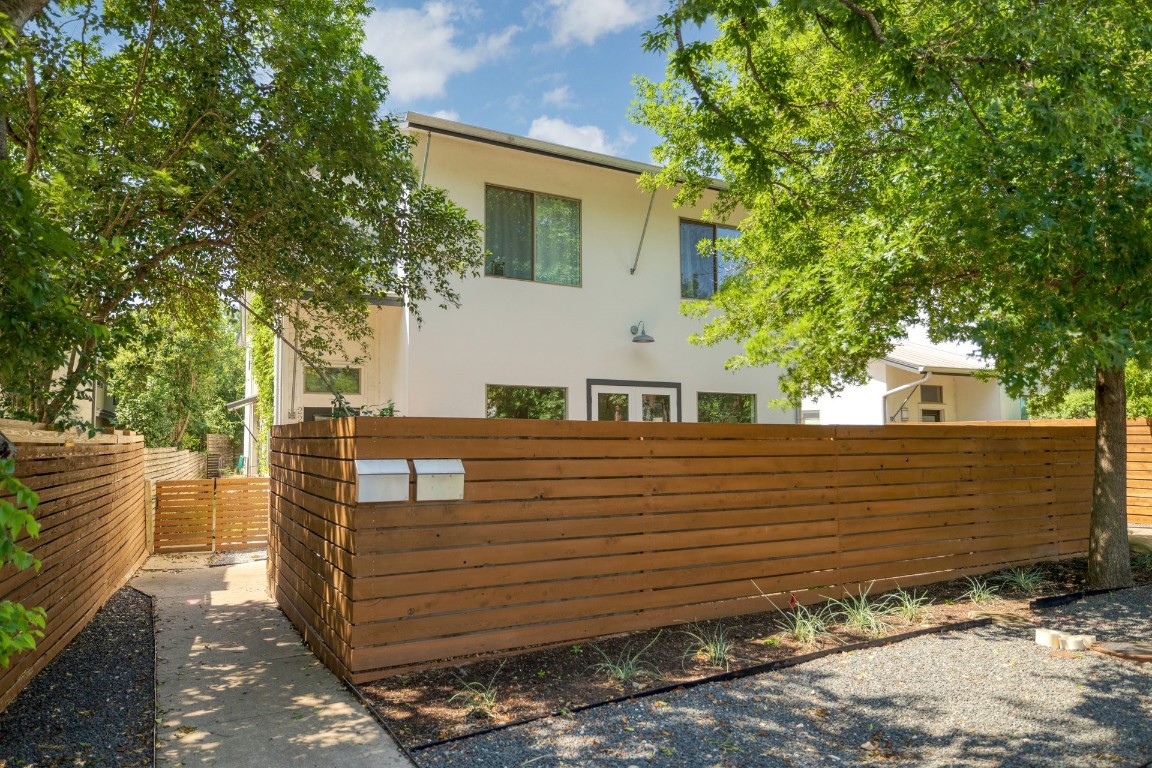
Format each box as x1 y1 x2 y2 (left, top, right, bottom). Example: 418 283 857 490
682 622 735 670
888 588 933 624
829 585 891 637
995 566 1048 596
961 576 999 604
449 660 505 718
590 632 663 685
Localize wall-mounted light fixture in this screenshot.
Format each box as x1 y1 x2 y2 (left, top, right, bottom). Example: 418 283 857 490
630 322 654 343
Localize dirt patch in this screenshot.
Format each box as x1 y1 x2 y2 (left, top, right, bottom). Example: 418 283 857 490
356 556 1152 750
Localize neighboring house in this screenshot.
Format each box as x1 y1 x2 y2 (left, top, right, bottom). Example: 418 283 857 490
246 111 797 451
801 342 1024 425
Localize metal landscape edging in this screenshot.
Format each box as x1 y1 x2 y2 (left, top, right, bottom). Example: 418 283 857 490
346 584 1148 757
376 617 997 754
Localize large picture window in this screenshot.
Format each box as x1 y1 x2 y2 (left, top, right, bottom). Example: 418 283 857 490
680 220 740 299
697 392 756 423
485 186 581 286
486 385 567 419
303 366 361 395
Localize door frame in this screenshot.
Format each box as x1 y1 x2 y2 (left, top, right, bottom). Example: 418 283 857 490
586 378 683 422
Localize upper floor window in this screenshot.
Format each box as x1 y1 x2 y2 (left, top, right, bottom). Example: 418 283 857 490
485 185 581 286
920 384 944 403
680 220 740 299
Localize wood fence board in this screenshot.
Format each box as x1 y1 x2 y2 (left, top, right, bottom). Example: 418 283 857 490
265 418 1147 684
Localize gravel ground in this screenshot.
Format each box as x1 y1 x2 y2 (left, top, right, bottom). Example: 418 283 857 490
0 588 155 768
417 586 1152 768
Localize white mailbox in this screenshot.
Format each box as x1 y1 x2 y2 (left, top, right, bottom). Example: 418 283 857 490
354 459 411 503
413 459 465 501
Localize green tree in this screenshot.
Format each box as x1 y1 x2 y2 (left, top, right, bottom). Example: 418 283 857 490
1031 362 1152 420
0 0 483 424
108 307 244 450
636 1 1152 587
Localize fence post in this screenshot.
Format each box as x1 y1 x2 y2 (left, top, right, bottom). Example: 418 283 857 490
211 478 219 554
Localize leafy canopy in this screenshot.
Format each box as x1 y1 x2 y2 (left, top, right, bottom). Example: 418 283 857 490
634 1 1152 403
1 0 483 423
108 307 244 450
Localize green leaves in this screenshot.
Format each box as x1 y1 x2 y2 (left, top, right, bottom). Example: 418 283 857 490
0 456 45 667
636 1 1152 402
2 0 484 424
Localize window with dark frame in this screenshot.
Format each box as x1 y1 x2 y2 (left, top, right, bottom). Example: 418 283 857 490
698 392 756 423
485 185 581 286
920 384 944 403
486 385 567 419
303 367 361 395
680 220 740 299
921 408 944 422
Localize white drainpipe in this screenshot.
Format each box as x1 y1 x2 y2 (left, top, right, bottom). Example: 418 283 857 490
881 370 933 423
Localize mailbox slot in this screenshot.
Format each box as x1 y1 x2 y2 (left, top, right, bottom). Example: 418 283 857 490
354 459 411 503
413 459 465 501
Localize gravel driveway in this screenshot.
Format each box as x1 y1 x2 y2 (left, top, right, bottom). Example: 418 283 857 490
417 586 1152 768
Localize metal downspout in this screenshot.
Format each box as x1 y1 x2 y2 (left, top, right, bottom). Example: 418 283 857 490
881 370 933 422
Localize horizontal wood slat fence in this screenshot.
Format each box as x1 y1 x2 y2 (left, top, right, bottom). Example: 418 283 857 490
143 447 207 552
0 435 148 712
1128 419 1152 526
269 417 1152 684
153 478 270 553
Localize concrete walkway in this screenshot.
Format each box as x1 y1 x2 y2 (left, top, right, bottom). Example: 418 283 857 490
131 554 414 767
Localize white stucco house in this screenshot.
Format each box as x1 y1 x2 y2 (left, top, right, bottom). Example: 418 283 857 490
237 111 796 465
801 342 1024 425
235 114 1023 468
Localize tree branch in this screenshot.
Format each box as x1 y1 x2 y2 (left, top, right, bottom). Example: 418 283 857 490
22 51 39 173
950 77 995 141
837 0 887 43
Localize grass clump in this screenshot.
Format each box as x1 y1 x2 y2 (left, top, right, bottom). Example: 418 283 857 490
776 603 833 646
682 622 735 671
888 587 933 624
449 660 505 718
995 566 1048 596
590 632 663 685
961 576 999 604
829 584 891 637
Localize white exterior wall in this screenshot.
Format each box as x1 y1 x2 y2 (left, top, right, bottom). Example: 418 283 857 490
266 129 792 425
804 364 1016 425
394 131 792 423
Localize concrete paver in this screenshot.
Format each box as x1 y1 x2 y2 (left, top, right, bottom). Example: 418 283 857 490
132 556 413 767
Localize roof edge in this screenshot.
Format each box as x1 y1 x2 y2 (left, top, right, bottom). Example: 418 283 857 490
401 111 727 191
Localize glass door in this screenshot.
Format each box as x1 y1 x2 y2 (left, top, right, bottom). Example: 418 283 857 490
589 382 679 422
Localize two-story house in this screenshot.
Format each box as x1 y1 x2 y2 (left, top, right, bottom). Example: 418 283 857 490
239 114 1020 469
253 112 795 441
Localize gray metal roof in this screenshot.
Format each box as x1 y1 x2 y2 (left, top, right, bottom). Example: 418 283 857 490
883 342 990 374
401 112 727 191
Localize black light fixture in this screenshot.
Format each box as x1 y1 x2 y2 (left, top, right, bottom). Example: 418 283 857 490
630 321 654 343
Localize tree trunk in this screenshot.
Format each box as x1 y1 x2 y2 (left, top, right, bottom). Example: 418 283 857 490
1087 365 1133 588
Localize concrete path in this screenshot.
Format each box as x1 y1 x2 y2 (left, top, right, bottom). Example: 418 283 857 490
132 554 414 767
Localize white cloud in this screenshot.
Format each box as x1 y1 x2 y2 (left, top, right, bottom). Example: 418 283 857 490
542 85 575 108
364 3 518 101
430 109 461 121
528 116 634 156
546 0 661 46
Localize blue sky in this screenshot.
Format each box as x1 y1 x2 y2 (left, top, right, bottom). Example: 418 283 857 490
363 1 670 163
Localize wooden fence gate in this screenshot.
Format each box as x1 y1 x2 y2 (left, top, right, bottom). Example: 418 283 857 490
154 477 270 553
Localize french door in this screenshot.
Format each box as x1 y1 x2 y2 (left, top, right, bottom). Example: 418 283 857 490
588 380 681 422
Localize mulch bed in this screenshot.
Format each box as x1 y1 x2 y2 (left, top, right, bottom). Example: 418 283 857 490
356 556 1152 751
0 588 155 768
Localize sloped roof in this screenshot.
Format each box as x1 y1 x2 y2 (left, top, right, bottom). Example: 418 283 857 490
401 111 728 191
883 342 991 374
